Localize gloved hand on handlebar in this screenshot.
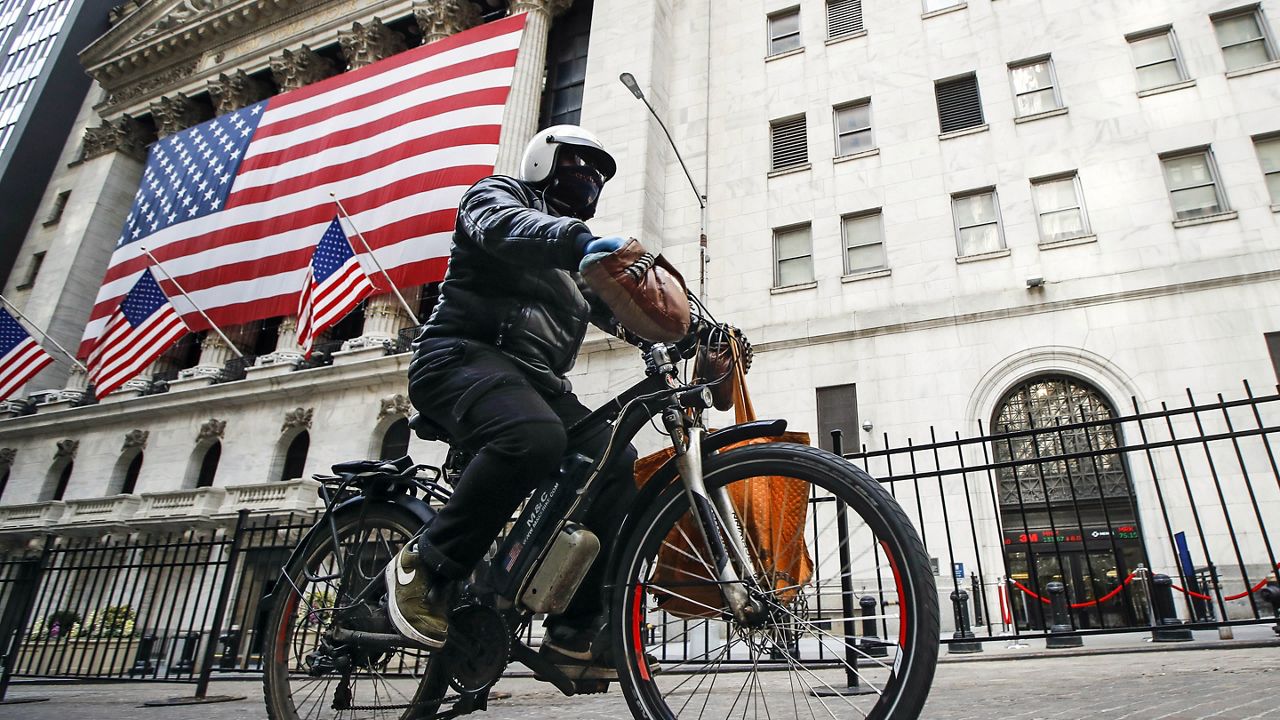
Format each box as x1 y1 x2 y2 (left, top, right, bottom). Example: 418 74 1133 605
574 232 628 259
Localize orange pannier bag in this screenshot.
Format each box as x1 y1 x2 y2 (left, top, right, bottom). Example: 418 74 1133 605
633 338 813 619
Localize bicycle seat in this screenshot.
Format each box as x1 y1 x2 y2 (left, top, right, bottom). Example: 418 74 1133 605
331 455 413 476
408 413 451 442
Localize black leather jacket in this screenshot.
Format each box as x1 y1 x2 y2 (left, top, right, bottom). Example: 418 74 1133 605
414 175 627 395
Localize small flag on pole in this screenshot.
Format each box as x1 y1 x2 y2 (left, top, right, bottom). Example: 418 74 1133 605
0 308 55 401
296 217 377 357
87 269 190 397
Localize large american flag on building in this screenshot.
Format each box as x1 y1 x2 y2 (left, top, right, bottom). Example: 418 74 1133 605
78 15 526 357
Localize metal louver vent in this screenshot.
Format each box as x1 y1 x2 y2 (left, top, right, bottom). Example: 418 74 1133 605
827 0 864 39
935 73 984 134
771 116 808 170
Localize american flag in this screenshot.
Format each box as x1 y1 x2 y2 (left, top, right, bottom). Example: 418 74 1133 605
77 15 526 357
0 308 54 401
297 217 378 357
86 269 191 397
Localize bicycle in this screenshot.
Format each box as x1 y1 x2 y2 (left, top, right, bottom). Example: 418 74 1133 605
261 317 939 720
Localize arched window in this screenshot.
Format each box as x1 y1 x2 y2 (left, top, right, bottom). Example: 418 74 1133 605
379 419 410 461
281 431 310 481
49 461 72 501
991 374 1146 630
196 442 221 488
0 467 9 502
120 452 143 494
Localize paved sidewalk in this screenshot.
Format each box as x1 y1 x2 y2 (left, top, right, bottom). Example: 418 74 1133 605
2 633 1277 719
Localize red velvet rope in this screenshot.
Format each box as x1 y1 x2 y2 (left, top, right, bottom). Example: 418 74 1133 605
1010 572 1138 609
1169 563 1280 602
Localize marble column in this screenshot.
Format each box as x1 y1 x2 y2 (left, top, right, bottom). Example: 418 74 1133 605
493 0 574 176
413 0 482 44
173 325 256 387
149 93 204 138
270 45 338 91
207 69 271 114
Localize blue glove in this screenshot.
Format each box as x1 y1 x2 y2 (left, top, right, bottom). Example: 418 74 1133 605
584 236 627 256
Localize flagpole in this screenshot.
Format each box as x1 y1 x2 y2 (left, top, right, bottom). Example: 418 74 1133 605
330 194 421 326
138 247 246 359
0 294 88 372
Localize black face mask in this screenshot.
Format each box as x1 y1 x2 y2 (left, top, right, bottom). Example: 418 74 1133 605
545 164 605 220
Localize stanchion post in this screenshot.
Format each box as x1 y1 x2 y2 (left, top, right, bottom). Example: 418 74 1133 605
812 430 875 697
858 596 888 658
128 634 158 676
1044 582 1083 649
948 588 983 654
1258 582 1280 637
1150 574 1193 642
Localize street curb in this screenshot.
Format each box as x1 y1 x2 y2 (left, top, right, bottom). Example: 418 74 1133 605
937 638 1280 664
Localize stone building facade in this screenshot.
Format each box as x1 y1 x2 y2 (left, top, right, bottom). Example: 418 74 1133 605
0 0 1279 628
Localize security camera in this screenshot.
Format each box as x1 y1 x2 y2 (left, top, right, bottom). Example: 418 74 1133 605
861 420 873 432
1025 276 1045 289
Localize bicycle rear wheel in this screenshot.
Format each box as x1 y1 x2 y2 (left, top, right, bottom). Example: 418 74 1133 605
262 503 448 720
611 442 939 720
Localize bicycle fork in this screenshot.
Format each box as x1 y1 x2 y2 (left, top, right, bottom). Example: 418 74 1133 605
662 409 763 625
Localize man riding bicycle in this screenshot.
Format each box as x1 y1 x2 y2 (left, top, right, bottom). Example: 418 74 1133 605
385 125 650 678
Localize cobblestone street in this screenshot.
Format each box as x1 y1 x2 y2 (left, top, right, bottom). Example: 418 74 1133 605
3 639 1276 720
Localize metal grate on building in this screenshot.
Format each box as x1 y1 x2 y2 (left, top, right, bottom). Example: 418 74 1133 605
770 115 808 171
935 73 984 134
826 0 864 40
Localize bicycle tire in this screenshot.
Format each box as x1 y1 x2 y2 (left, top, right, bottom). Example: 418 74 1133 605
610 442 939 720
262 503 449 720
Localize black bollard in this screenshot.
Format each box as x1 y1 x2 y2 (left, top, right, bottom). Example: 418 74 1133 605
857 596 889 658
218 628 241 670
1044 582 1083 648
172 631 202 674
1150 574 1194 642
128 634 157 676
948 589 984 654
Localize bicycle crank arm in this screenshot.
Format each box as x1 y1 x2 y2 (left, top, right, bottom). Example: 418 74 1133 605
510 641 577 696
329 627 418 649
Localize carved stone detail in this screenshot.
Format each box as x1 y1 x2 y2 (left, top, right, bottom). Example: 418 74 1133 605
81 114 152 162
55 439 79 459
510 0 574 18
282 407 314 433
101 58 200 110
270 45 338 91
339 18 408 70
0 448 15 466
208 69 270 114
379 394 412 419
123 429 150 450
413 0 482 44
149 93 204 137
198 418 227 442
130 0 238 48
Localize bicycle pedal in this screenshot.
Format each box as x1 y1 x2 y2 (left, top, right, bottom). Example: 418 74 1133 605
572 680 610 695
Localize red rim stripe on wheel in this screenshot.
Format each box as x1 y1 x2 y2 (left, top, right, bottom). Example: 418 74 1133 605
277 591 301 664
881 540 907 649
633 583 651 681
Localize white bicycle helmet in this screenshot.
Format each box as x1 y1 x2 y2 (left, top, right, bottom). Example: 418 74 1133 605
519 125 617 185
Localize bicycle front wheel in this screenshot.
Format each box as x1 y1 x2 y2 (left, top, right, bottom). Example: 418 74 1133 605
611 442 939 720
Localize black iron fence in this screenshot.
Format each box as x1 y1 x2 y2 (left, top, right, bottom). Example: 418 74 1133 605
0 382 1278 689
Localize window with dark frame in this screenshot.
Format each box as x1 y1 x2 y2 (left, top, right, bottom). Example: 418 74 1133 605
768 7 802 56
1159 148 1229 220
1254 134 1280 204
120 452 143 495
952 189 1004 256
826 0 863 40
380 418 410 461
771 114 808 171
773 223 814 287
1008 56 1062 117
1266 332 1280 382
816 384 858 453
1212 5 1277 72
539 0 594 129
841 210 886 274
16 251 44 290
834 100 873 157
196 441 221 488
935 73 984 134
42 189 70 226
1031 173 1091 242
1127 27 1188 91
281 431 310 481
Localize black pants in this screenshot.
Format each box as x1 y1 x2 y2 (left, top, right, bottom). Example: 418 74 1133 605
407 336 638 629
